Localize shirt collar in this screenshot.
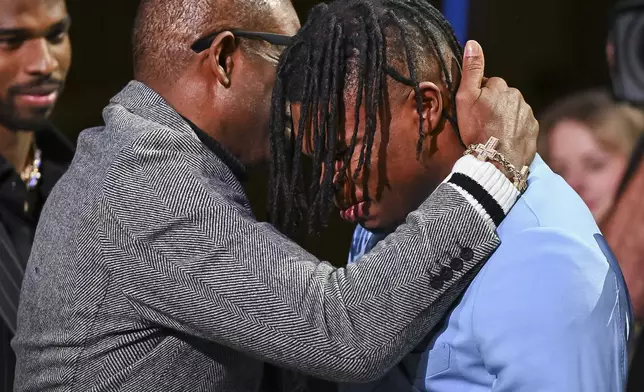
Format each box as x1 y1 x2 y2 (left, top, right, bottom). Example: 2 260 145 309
34 124 75 164
111 81 248 182
181 117 247 182
0 125 73 177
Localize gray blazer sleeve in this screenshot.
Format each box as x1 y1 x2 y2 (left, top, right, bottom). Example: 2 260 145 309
104 136 500 382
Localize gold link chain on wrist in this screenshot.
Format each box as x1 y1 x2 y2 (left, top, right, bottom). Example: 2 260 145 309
463 137 530 193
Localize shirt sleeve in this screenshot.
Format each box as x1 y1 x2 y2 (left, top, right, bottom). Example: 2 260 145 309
101 131 503 382
472 227 626 392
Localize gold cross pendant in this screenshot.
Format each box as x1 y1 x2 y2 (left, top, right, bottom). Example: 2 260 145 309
473 137 499 161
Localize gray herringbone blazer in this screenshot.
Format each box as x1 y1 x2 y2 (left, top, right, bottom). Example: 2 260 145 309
13 81 499 391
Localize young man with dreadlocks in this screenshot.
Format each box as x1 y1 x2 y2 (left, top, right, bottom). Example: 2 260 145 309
271 0 631 391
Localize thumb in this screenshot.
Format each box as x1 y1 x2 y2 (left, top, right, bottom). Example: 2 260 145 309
459 40 485 98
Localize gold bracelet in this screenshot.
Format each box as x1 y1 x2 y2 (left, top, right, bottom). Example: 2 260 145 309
464 137 530 193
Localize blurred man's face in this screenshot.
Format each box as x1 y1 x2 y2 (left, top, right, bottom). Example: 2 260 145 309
0 0 71 131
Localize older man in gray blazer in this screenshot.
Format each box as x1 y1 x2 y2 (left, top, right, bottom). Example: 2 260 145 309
12 0 537 390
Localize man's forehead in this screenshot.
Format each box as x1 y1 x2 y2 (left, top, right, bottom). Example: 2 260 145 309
0 0 67 29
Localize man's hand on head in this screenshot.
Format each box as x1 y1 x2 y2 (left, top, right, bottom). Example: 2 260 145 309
455 40 538 171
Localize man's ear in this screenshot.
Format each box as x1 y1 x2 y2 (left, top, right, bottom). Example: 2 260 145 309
206 31 237 88
406 81 443 136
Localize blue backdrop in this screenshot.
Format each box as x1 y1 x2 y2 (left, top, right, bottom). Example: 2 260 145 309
443 0 470 46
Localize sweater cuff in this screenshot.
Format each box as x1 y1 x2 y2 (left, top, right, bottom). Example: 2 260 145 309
444 155 520 229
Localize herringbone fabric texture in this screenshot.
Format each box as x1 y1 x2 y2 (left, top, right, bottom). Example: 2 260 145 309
13 81 499 392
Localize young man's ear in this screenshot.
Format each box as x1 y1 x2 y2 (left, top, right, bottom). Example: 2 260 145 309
406 81 444 135
206 31 237 87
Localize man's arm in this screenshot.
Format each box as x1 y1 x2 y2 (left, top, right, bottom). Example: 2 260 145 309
104 133 512 383
473 228 626 391
347 153 521 264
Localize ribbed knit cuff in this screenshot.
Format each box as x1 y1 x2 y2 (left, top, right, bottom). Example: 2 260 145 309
444 155 520 229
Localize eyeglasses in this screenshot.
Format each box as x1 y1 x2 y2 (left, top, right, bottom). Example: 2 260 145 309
191 29 293 53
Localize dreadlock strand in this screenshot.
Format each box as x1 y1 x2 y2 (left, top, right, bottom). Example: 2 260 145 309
360 1 385 189
307 56 324 213
388 10 425 157
284 41 317 232
348 17 370 181
351 1 385 184
269 43 299 230
268 78 285 227
309 16 340 229
318 23 346 225
387 2 455 90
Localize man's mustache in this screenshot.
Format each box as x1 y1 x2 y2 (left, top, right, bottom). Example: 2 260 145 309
8 77 64 96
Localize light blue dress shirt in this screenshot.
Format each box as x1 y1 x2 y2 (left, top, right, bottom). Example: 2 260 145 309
343 155 632 392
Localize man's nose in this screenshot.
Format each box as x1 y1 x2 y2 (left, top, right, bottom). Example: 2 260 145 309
24 39 58 76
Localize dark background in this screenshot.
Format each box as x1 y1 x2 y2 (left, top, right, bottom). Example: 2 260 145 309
54 0 615 265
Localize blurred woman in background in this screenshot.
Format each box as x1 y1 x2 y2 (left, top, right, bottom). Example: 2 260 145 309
540 89 644 225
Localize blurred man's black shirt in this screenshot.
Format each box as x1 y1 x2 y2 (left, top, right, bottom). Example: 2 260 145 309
0 127 73 391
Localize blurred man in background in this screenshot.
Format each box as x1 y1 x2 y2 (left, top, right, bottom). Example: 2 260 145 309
0 0 73 388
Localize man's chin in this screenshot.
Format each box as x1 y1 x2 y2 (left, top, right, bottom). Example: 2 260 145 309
357 212 401 234
0 114 52 132
359 220 395 236
355 214 384 232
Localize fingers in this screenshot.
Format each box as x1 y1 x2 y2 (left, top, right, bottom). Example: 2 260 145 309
485 77 508 90
458 40 485 101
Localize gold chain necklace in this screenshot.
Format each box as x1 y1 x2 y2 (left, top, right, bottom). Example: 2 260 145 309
19 148 42 190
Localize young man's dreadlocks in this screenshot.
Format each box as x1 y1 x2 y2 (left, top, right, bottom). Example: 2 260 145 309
269 0 464 236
